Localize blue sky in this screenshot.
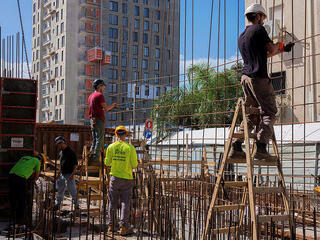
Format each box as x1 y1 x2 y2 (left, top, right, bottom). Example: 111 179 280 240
0 0 245 74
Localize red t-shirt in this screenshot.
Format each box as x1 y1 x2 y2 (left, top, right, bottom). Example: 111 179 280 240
88 91 106 121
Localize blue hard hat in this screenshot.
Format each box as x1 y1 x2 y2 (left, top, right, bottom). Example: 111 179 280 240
55 136 67 144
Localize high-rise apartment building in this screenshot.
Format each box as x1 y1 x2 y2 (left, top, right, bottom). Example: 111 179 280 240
32 0 180 126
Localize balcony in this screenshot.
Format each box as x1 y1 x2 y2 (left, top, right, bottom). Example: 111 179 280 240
42 64 50 72
49 7 56 15
42 38 51 46
43 24 51 33
80 0 100 7
48 47 56 56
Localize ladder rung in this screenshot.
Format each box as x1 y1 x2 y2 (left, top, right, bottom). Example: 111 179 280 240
254 186 284 194
257 214 289 223
87 166 101 170
252 159 278 166
223 181 248 188
87 180 102 185
214 204 245 211
232 133 257 139
212 226 236 234
227 158 246 164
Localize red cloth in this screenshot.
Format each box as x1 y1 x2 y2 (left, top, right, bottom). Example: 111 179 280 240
88 91 106 121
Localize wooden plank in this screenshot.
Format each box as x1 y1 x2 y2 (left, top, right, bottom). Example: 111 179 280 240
226 158 246 164
253 186 284 194
87 166 100 171
214 204 245 211
224 181 247 188
212 226 236 234
257 214 289 223
252 159 278 166
232 132 257 139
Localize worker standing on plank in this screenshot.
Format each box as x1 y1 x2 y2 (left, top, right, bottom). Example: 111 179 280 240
54 136 79 210
87 79 117 165
8 153 45 227
230 4 294 160
105 126 138 236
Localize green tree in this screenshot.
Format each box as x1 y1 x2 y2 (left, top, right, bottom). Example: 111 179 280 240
151 63 243 141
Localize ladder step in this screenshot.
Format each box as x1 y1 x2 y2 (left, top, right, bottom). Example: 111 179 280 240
227 158 246 164
257 214 289 223
254 186 284 194
214 204 245 211
87 166 101 171
212 226 236 234
232 133 257 139
223 181 248 188
252 159 278 166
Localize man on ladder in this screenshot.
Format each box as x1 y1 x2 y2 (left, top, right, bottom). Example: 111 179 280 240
230 4 294 160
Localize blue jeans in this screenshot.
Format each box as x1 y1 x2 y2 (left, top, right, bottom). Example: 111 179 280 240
56 173 78 208
90 118 105 155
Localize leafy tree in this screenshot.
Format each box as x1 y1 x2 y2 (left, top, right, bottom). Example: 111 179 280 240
151 63 243 141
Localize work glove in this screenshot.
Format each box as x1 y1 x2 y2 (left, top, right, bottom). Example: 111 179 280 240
283 42 295 52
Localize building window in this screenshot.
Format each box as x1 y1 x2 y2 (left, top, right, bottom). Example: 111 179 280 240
108 69 118 79
122 17 128 27
61 9 63 19
154 35 159 45
144 21 149 31
109 15 118 25
62 36 65 47
133 0 138 3
123 30 128 41
156 87 160 96
122 56 127 67
57 80 59 91
134 19 139 29
109 1 118 12
60 22 64 33
109 41 118 52
133 32 138 42
134 6 140 16
154 23 159 32
270 71 286 95
33 3 36 12
132 58 137 68
61 51 64 61
155 0 159 7
155 10 160 20
168 25 170 35
155 61 159 70
133 71 139 80
133 45 138 55
142 59 148 69
109 28 118 39
111 55 118 66
122 43 127 54
155 74 160 84
156 48 160 58
59 94 63 105
143 0 148 5
55 67 59 77
55 109 58 119
59 109 61 120
56 12 59 22
145 85 149 96
121 70 126 80
143 73 149 81
135 85 140 96
144 8 149 18
143 33 148 44
143 46 149 57
61 79 64 90
122 3 127 14
60 65 62 76
56 25 59 36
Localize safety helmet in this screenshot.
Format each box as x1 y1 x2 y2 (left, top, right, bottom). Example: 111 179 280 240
55 136 67 145
115 125 128 136
244 4 267 18
93 79 106 90
36 153 47 163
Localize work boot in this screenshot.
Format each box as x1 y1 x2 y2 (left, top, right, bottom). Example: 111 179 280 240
254 143 277 161
119 225 134 236
229 142 246 159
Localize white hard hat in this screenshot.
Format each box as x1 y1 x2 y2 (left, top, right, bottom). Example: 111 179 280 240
244 4 267 18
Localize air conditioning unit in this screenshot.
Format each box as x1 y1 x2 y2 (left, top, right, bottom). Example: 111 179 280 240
264 20 281 39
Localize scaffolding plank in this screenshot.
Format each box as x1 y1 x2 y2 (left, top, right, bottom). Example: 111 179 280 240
223 181 247 187
254 187 284 194
214 204 245 211
252 159 278 166
232 133 257 139
257 215 289 223
212 226 236 234
226 158 246 164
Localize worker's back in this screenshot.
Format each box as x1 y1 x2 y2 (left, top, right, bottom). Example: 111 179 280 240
105 141 138 180
238 24 271 78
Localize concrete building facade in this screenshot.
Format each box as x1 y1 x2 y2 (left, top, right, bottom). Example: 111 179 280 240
245 0 320 123
32 0 180 126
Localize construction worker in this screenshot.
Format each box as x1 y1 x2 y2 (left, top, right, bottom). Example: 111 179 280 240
8 153 45 226
230 4 294 160
88 79 117 165
54 136 79 210
105 126 138 236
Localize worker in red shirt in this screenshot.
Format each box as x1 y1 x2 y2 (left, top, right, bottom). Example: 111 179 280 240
88 79 116 165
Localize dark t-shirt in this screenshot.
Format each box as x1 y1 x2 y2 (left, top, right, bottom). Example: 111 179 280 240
238 24 272 78
88 91 106 121
60 146 78 174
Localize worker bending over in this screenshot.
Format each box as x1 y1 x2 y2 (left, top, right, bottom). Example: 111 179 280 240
9 153 45 227
54 136 78 210
105 126 138 236
88 79 117 165
230 4 294 160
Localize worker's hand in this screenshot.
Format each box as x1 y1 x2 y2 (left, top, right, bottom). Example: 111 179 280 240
112 103 118 108
284 42 295 52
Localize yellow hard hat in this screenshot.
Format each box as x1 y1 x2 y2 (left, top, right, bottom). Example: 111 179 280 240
314 186 320 194
115 125 128 136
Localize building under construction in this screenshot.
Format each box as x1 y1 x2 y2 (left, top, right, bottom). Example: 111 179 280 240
0 0 320 239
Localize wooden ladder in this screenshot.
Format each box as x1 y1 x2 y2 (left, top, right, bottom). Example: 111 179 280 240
202 98 292 240
76 146 107 217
